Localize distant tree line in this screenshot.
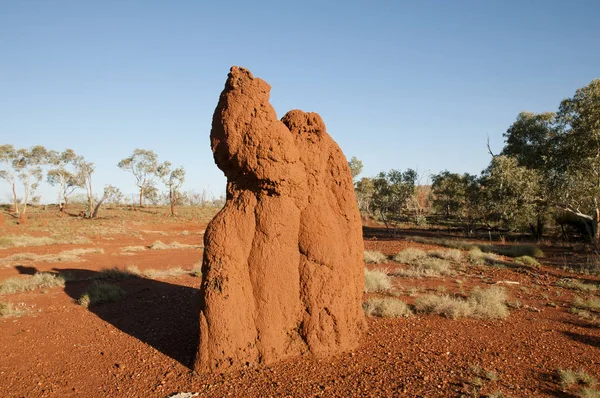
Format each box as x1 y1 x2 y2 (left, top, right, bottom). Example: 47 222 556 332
0 147 191 218
351 78 600 243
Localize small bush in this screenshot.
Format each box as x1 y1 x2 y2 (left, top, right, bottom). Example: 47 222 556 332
364 251 388 264
393 248 427 264
364 268 392 292
415 294 473 319
514 255 540 267
0 272 65 295
78 283 125 307
363 297 412 317
580 388 600 398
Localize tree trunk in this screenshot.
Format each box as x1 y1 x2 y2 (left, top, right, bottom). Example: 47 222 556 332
88 182 93 219
92 197 105 218
11 178 18 214
22 174 31 215
139 189 143 207
169 187 175 216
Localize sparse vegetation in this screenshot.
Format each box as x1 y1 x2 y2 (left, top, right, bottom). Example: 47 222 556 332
0 301 27 317
77 283 125 307
364 250 387 264
415 286 508 319
558 368 598 397
391 257 454 278
96 267 140 280
572 296 600 312
0 272 65 295
364 268 392 292
558 278 598 293
514 255 540 267
363 297 412 317
408 236 543 258
392 248 427 264
428 248 463 262
0 234 88 249
0 248 104 264
149 240 203 250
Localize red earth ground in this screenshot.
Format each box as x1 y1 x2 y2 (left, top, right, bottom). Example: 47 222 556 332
1 207 599 397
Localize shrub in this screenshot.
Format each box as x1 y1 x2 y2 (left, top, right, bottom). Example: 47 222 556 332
363 297 412 317
558 279 598 293
78 283 125 307
364 250 387 264
0 272 65 295
364 268 392 292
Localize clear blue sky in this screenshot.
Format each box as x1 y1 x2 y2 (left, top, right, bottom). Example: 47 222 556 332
1 0 599 203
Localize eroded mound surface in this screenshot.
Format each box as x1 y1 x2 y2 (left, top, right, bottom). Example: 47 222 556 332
195 66 365 372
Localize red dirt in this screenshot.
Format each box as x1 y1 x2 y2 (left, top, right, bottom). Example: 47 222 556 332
0 212 599 397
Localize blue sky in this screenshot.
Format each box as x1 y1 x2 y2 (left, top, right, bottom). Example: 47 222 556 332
1 0 599 203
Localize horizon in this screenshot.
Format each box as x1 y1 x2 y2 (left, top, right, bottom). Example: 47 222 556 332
1 1 599 204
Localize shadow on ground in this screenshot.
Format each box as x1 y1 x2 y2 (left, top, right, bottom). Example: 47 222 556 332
17 266 200 368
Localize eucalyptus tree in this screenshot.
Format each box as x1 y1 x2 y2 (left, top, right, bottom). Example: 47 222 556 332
13 145 48 214
118 149 160 207
74 156 95 217
348 156 363 182
0 145 19 213
91 185 123 218
47 149 80 211
157 161 186 216
551 79 600 241
371 168 416 235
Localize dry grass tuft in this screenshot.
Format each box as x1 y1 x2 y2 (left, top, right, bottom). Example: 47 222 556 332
363 297 412 318
415 286 508 320
149 241 203 250
558 278 598 293
0 248 104 264
514 255 540 267
572 296 600 312
0 301 27 317
96 267 140 280
120 246 147 253
140 267 188 279
364 250 388 264
428 248 463 262
392 248 427 264
78 282 125 307
364 268 392 292
0 272 65 295
392 257 454 278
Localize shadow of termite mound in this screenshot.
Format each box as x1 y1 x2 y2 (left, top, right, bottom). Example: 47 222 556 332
54 268 200 368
